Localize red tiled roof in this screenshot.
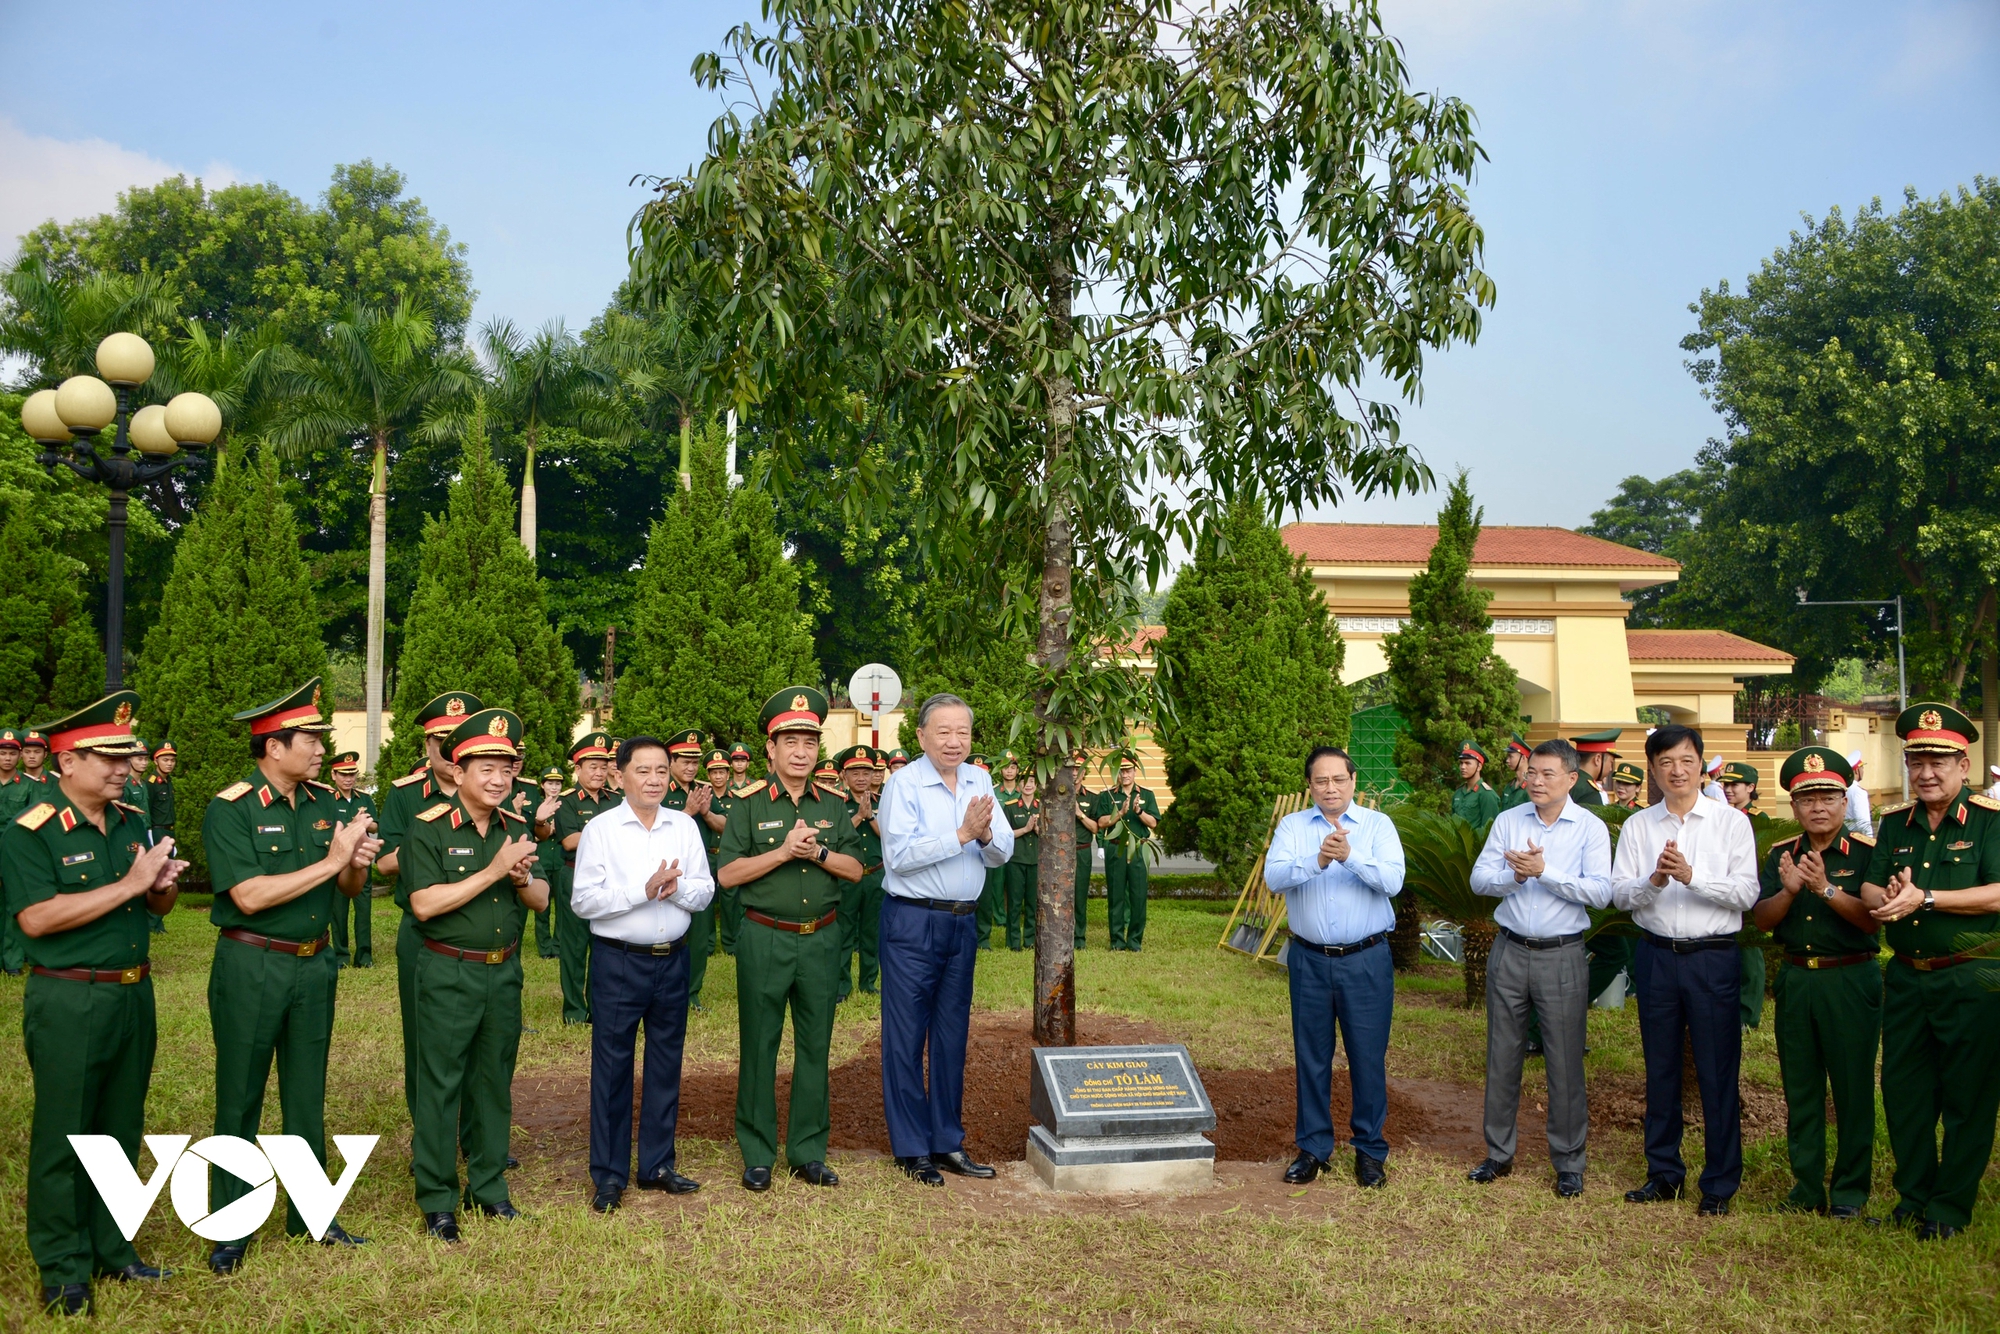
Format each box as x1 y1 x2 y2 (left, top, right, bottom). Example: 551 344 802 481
1112 625 1166 657
1281 524 1680 571
1625 629 1795 664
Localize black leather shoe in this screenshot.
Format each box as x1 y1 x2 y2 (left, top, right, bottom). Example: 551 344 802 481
1918 1220 1961 1241
1353 1153 1387 1188
591 1184 623 1214
936 1150 996 1179
789 1160 839 1187
319 1222 367 1247
1554 1172 1584 1198
637 1168 702 1194
1623 1176 1684 1204
898 1155 945 1187
1697 1193 1731 1216
1466 1158 1512 1184
101 1260 172 1281
425 1211 462 1243
41 1284 91 1316
1282 1152 1326 1185
207 1243 247 1274
478 1200 521 1220
741 1166 773 1192
1827 1204 1864 1222
505 1155 520 1171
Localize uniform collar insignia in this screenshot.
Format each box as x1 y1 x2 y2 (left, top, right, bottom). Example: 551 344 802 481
257 785 274 807
450 807 464 829
58 806 77 833
1838 837 1848 856
1957 803 1967 824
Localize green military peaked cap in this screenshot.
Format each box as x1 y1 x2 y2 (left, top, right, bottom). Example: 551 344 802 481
885 748 910 767
416 690 485 736
1507 732 1532 757
832 744 879 771
569 731 614 762
445 708 523 766
1569 728 1621 754
1719 760 1758 786
814 757 840 781
1897 701 1977 754
1612 761 1645 786
329 751 361 774
666 728 705 757
233 678 332 736
539 766 565 784
1459 739 1488 763
704 748 730 770
33 690 147 756
1779 746 1851 796
760 685 828 736
969 754 990 770
0 728 20 749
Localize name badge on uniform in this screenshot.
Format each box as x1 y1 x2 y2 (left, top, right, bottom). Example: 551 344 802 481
757 820 784 830
257 824 286 834
62 852 95 866
448 847 477 856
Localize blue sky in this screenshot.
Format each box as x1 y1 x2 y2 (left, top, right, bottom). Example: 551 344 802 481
2 0 1994 528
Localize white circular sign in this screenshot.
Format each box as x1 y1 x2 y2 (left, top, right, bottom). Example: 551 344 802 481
848 663 902 713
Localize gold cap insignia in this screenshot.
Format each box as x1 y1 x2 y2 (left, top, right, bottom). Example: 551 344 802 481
1920 709 1943 731
447 697 467 717
489 715 510 737
1802 753 1824 771
791 694 809 711
311 685 322 708
113 701 133 725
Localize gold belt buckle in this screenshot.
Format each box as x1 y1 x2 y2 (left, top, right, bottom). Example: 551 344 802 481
1912 957 1934 972
1805 956 1821 970
486 949 506 964
119 966 143 984
297 938 320 957
798 918 816 935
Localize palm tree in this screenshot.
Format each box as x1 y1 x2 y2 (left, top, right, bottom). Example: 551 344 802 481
1388 806 1497 1009
593 295 723 485
267 300 478 775
150 319 287 466
476 317 621 558
0 255 178 387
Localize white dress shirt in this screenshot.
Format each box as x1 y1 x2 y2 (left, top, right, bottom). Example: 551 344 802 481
1262 801 1405 945
880 753 1013 901
1470 796 1614 938
1609 795 1758 939
1845 781 1874 837
570 799 715 944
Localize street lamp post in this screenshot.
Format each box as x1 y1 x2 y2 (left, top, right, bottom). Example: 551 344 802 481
19 333 221 691
1796 588 1908 801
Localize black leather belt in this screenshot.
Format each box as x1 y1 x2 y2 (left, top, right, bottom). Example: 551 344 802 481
594 934 687 956
1641 930 1737 953
891 894 978 916
1787 951 1876 970
1288 929 1388 957
1500 926 1585 950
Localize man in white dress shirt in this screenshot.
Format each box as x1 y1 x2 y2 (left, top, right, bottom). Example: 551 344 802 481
1467 739 1613 1197
1612 724 1759 1215
1263 746 1406 1188
1845 752 1874 837
570 736 715 1214
877 693 1013 1187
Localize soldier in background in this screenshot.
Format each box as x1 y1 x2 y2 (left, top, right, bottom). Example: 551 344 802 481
326 751 377 968
1071 750 1099 949
1452 741 1500 826
1609 761 1646 809
1498 734 1534 811
1094 756 1160 952
553 733 621 1026
1720 761 1762 814
532 767 566 959
833 745 886 997
0 729 42 975
1567 730 1618 806
20 732 51 783
1003 772 1041 951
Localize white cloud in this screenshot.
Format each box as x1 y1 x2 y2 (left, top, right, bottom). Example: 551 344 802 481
0 118 243 260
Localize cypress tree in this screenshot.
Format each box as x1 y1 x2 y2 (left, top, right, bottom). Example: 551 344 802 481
1383 471 1520 815
386 404 579 776
135 448 327 873
1156 498 1350 887
618 424 819 748
0 502 105 722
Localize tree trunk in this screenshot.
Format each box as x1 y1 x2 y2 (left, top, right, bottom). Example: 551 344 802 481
1460 919 1496 1009
679 417 692 491
1984 596 1997 779
1390 897 1424 971
364 436 388 777
1033 254 1079 1048
520 430 538 559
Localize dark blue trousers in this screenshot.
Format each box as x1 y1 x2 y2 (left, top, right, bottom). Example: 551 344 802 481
879 894 979 1158
588 936 691 1191
1633 937 1743 1198
1288 936 1394 1163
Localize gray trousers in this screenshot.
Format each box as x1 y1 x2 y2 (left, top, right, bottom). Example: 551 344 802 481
1484 932 1590 1173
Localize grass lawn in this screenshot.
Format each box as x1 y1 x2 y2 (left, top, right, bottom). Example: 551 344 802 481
0 898 1995 1330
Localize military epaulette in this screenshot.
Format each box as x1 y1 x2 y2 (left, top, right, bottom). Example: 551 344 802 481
497 807 525 824
15 802 55 830
1879 799 1917 817
1970 794 2000 812
559 787 575 797
305 779 334 792
393 771 430 788
111 800 145 816
1847 831 1876 847
215 782 253 802
416 803 453 822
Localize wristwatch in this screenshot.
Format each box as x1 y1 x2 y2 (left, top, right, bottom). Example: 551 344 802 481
1922 888 1936 912
1818 885 1835 901
816 844 830 865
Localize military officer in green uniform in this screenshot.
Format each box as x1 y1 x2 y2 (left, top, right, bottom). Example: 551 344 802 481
1496 734 1534 811
885 748 910 775
0 727 45 975
1452 741 1500 826
682 747 737 1007
1093 755 1160 951
1720 760 1762 814
661 730 720 1008
400 708 547 1240
1567 730 1616 806
202 680 378 1273
3 693 186 1317
20 730 51 783
326 751 378 967
1860 703 2000 1240
1609 760 1645 809
969 755 1003 947
553 733 621 1024
1752 746 1881 1219
832 744 885 996
1071 750 1099 949
532 766 566 958
119 743 162 935
716 687 863 1190
1719 758 1773 1029
1002 772 1041 951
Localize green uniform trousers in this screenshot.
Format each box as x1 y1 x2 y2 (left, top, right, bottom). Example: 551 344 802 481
1739 944 1766 1028
1104 848 1148 951
687 898 716 1003
409 946 523 1213
208 935 337 1240
1074 843 1091 949
1005 862 1039 951
331 888 372 967
1 902 25 972
838 870 884 995
553 866 591 1024
1881 959 2000 1228
22 974 151 1287
976 866 1005 949
1774 959 1880 1211
734 918 839 1169
533 905 556 958
716 887 741 955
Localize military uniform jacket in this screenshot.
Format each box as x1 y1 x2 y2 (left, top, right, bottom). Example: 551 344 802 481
1 792 153 972
845 795 883 872
553 785 621 868
1758 832 1879 957
145 770 175 829
1092 786 1159 851
120 776 151 826
718 779 859 920
205 772 343 940
1004 795 1039 865
700 786 737 864
1498 783 1532 812
1864 794 2000 959
1451 782 1500 827
400 793 533 952
0 770 52 822
330 786 378 831
378 767 456 863
1567 772 1605 808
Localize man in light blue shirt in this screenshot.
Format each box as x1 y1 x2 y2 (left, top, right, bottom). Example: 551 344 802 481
877 694 1013 1187
1466 738 1613 1197
1263 745 1405 1188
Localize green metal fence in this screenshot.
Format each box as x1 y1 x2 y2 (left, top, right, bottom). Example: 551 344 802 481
1348 703 1411 803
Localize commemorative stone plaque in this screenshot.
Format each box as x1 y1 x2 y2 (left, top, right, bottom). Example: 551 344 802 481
1027 1044 1216 1192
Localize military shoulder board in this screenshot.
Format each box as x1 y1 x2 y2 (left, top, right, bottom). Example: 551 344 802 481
305 779 334 792
15 802 55 830
1969 794 2000 812
498 807 525 824
394 771 430 788
1878 799 1917 817
1848 831 1877 847
416 803 453 823
560 787 575 798
215 782 253 802
111 800 145 816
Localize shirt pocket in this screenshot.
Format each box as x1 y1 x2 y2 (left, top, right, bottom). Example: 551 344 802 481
58 852 101 889
252 823 297 863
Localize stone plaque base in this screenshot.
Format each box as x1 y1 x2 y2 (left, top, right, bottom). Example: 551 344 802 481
1026 1125 1215 1193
